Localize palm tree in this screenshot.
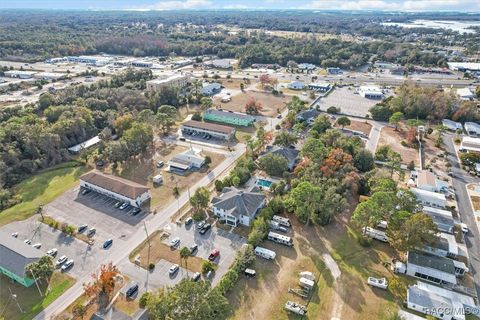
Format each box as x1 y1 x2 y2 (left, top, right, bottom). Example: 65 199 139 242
191 79 202 103
179 246 191 276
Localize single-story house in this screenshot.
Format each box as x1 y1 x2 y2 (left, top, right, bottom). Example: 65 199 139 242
181 120 235 140
296 109 320 124
168 147 205 173
308 82 331 92
406 251 457 285
211 186 266 227
262 145 300 171
422 206 455 234
287 81 306 90
411 188 447 209
457 88 475 100
420 232 459 259
442 119 463 132
416 170 448 193
407 285 465 320
208 59 232 69
80 171 150 207
68 136 101 153
415 281 477 313
0 231 42 287
464 122 480 136
4 70 37 79
298 63 316 72
460 136 480 153
201 83 222 96
203 108 255 127
359 86 383 99
327 67 342 74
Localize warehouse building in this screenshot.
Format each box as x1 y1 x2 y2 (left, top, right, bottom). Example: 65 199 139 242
80 171 150 207
203 108 255 127
181 120 235 140
359 86 383 99
146 74 190 91
308 82 331 92
0 231 42 287
4 70 37 79
442 119 463 131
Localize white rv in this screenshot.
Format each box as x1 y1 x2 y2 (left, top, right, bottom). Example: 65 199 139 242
254 246 276 260
362 227 388 242
267 232 293 246
272 215 291 227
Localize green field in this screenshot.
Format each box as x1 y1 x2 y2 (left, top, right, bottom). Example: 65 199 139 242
0 271 75 320
0 161 87 226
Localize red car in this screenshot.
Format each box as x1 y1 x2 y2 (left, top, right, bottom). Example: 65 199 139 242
208 249 220 261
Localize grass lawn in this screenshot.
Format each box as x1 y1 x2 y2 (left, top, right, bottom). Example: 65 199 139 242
0 161 87 226
0 272 75 320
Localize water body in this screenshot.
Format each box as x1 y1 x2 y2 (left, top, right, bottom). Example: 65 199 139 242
382 19 480 34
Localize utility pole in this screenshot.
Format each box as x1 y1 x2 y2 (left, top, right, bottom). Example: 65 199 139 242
30 269 43 297
143 221 151 291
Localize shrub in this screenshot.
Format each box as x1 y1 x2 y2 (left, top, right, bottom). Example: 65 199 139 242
454 138 461 145
214 180 223 192
139 292 151 308
400 140 408 147
202 260 216 274
217 269 239 295
358 236 372 247
191 112 202 121
192 212 206 221
148 263 155 270
326 106 340 114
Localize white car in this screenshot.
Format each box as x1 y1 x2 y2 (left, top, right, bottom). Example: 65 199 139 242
11 232 18 238
32 243 42 249
460 223 469 234
169 237 180 247
46 248 58 257
56 256 67 267
24 239 32 245
169 264 179 275
61 259 74 271
119 202 129 210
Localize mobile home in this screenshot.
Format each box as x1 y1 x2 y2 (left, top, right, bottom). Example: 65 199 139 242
267 232 293 246
362 227 389 242
254 246 276 260
272 215 291 227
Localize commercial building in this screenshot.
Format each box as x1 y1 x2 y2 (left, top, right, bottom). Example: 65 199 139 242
207 59 232 69
464 122 480 136
146 74 190 91
167 147 205 174
68 136 101 153
67 56 112 66
0 231 42 287
308 82 331 92
181 120 235 140
460 136 480 153
260 145 300 171
457 88 475 100
131 60 153 68
211 186 266 227
201 83 222 96
80 171 150 207
4 70 37 79
406 251 457 285
33 72 65 80
442 119 463 131
287 81 306 90
45 57 68 64
172 59 193 68
203 108 255 127
448 62 480 72
407 285 465 320
359 86 383 99
411 187 447 209
422 206 455 234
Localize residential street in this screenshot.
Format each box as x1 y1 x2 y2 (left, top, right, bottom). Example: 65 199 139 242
444 134 480 299
33 143 246 320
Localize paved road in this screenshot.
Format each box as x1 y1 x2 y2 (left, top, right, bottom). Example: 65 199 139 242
33 143 246 320
444 133 480 299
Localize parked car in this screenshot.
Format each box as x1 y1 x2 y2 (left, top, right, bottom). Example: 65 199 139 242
11 232 18 238
24 239 32 245
56 256 68 267
61 259 74 271
132 207 141 216
114 201 122 208
244 268 256 277
199 224 211 235
196 220 206 229
460 223 469 234
156 161 165 168
191 272 201 281
189 244 198 254
32 243 42 249
46 248 58 257
126 283 139 297
208 249 220 261
185 217 193 225
87 227 96 236
78 224 88 233
81 188 91 195
169 237 180 247
119 202 129 210
169 264 179 275
103 239 113 249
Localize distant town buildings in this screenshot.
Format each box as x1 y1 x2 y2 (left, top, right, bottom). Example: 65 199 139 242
448 62 480 72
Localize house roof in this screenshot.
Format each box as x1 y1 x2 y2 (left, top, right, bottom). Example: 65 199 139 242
408 286 455 312
442 119 463 130
182 120 235 135
461 136 480 152
201 83 222 93
457 88 474 98
68 135 101 153
205 108 255 122
417 170 436 187
410 188 446 202
0 231 42 278
81 171 149 200
407 251 456 275
296 109 320 120
288 81 305 87
464 122 480 132
415 281 475 307
211 186 265 219
263 145 300 167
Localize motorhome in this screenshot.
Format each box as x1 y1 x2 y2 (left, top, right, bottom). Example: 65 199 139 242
267 232 293 246
272 215 291 227
254 246 276 260
362 227 389 242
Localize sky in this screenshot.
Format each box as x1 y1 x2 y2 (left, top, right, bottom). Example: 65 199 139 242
1 0 480 11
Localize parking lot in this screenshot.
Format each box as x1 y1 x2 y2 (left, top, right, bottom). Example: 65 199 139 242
119 221 246 296
0 217 111 278
45 185 148 240
180 128 229 145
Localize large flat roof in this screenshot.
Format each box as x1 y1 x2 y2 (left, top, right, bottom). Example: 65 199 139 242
81 170 149 199
411 188 446 201
205 108 255 122
0 231 42 278
182 120 234 135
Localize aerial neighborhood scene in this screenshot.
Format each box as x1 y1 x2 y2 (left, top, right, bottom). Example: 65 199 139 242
1 1 480 320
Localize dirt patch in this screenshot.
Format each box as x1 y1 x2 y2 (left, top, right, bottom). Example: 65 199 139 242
471 196 480 211
378 126 419 166
214 90 290 117
129 230 206 273
335 120 372 136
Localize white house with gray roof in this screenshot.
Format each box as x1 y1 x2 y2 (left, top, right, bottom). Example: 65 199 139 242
211 186 266 227
0 231 42 287
406 251 458 285
407 285 465 320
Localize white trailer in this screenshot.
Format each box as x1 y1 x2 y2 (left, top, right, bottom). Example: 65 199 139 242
267 232 293 246
362 227 388 242
254 246 276 260
272 215 291 227
285 301 307 315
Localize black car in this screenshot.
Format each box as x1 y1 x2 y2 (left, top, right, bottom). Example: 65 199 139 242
126 283 139 297
103 239 113 249
185 217 193 226
199 224 211 235
132 208 142 216
78 225 88 233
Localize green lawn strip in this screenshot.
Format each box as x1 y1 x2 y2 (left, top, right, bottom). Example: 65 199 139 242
0 161 87 226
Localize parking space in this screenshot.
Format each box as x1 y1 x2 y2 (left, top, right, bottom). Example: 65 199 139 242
45 185 148 244
0 217 111 279
180 128 228 145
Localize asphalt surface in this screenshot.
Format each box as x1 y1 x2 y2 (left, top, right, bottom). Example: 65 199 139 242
33 143 246 320
444 133 480 299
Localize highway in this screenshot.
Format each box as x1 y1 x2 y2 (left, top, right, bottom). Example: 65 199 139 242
33 143 246 320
